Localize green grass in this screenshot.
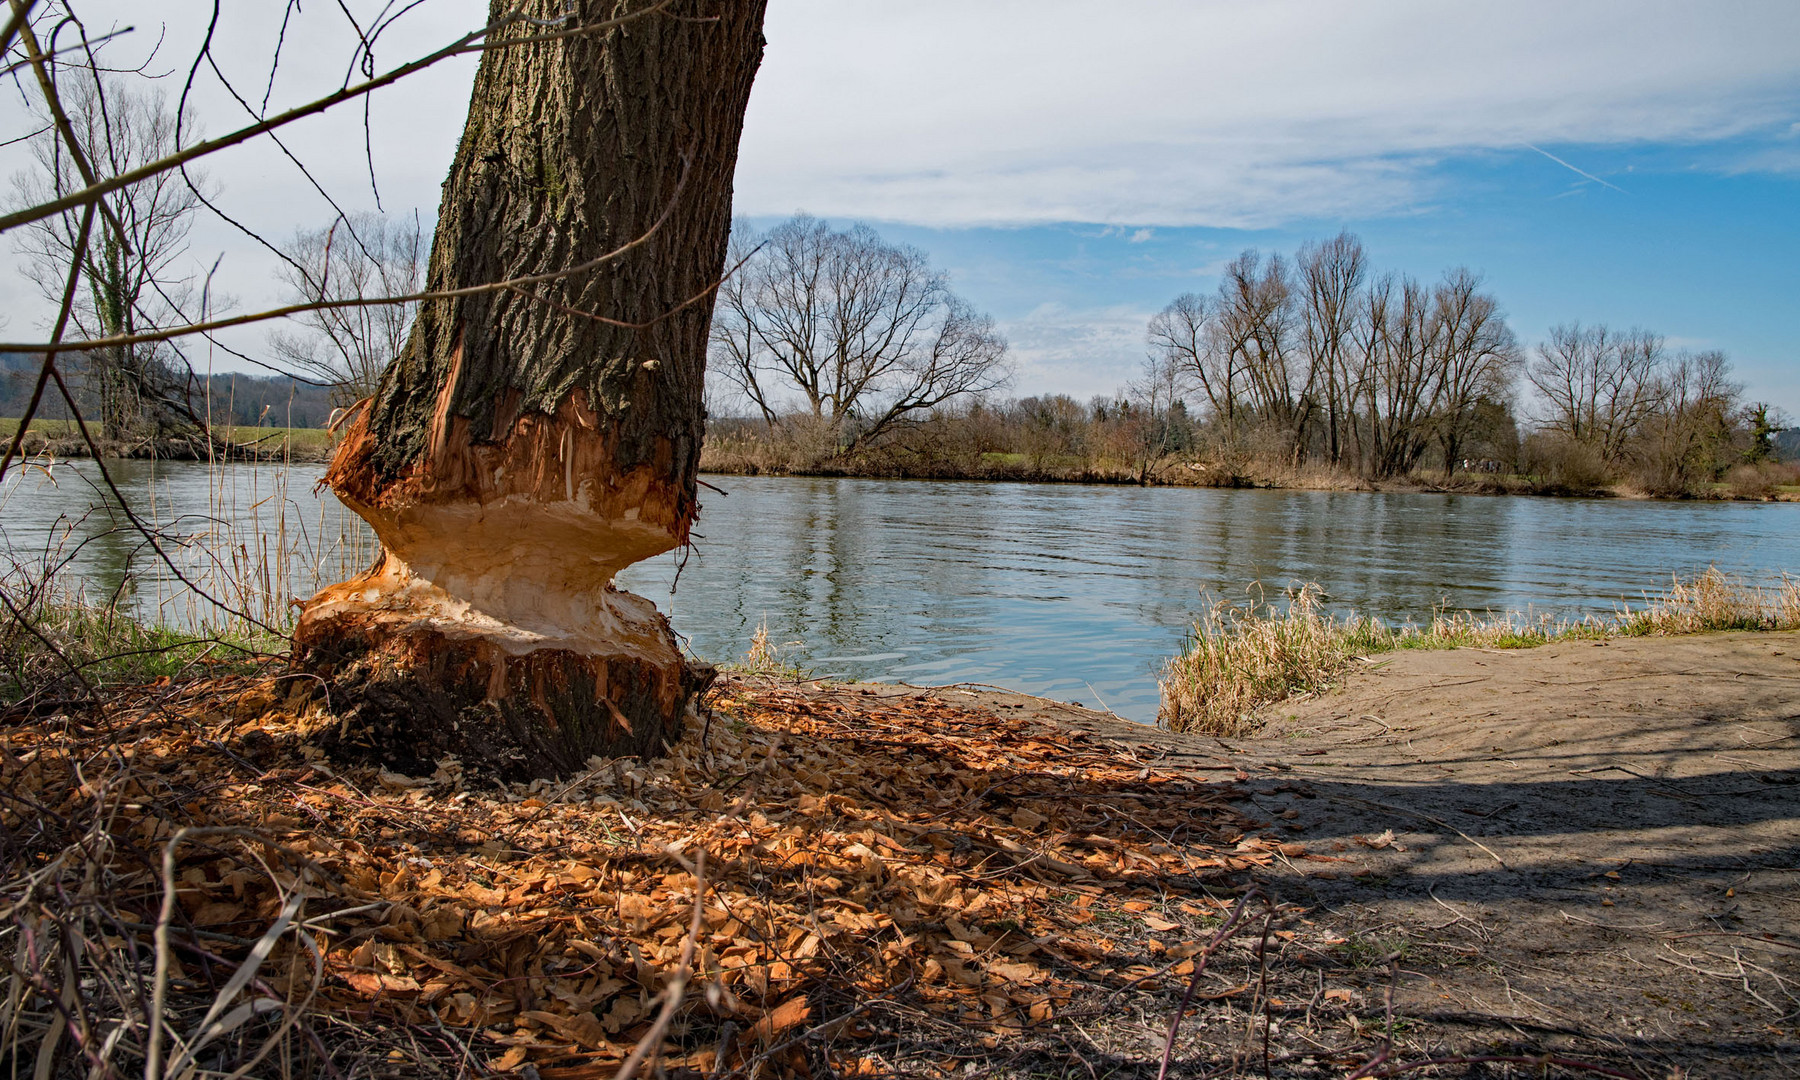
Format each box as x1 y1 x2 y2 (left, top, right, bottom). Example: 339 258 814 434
212 424 335 452
1 417 333 452
1159 569 1800 735
2 594 281 708
0 417 81 440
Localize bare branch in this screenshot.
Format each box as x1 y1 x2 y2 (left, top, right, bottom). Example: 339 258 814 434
0 24 131 78
0 146 698 355
0 1 677 238
0 0 39 58
0 200 90 482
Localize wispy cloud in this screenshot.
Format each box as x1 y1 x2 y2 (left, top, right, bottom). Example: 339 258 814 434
738 0 1800 227
1522 144 1628 193
1000 303 1158 401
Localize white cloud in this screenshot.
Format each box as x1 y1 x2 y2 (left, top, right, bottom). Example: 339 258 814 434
1000 302 1157 402
3 0 1796 384
736 0 1800 227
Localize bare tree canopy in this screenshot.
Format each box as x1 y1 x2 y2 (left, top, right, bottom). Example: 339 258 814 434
1528 323 1666 466
1429 267 1519 471
1634 348 1741 494
1149 233 1520 477
8 67 210 440
268 212 424 407
1296 231 1368 465
1149 291 1229 435
710 215 1010 454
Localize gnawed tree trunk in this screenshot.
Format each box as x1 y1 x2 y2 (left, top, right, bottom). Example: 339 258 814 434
293 1 767 779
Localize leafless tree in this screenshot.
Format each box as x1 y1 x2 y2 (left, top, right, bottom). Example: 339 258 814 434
1355 273 1442 477
267 212 423 406
1429 268 1518 473
1150 252 1311 460
1121 350 1187 483
8 68 209 440
1296 231 1367 466
1528 324 1666 466
1634 349 1740 494
1148 290 1232 438
710 215 1010 455
1008 393 1088 471
1215 250 1313 456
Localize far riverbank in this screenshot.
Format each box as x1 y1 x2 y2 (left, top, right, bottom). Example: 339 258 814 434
700 454 1800 502
1 418 335 463
10 414 1796 501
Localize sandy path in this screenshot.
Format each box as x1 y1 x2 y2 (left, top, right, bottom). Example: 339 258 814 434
1237 632 1800 1076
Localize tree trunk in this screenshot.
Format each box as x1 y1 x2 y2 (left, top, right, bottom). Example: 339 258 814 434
294 0 767 779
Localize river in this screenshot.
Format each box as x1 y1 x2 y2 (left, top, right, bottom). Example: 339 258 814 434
4 461 1797 722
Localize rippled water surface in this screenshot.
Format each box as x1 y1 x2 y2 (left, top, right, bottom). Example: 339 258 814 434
7 463 1798 722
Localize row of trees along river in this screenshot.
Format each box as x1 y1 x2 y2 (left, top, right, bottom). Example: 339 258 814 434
4 64 1785 496
702 219 1793 498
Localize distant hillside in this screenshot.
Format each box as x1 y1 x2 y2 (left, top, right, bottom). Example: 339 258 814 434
0 353 337 429
194 371 337 429
1777 428 1800 463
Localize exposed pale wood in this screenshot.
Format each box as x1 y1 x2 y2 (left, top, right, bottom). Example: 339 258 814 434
295 0 767 778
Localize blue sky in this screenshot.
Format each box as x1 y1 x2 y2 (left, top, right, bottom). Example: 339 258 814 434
769 140 1800 407
3 1 1797 416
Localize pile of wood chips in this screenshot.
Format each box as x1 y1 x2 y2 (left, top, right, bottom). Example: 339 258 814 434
4 669 1287 1078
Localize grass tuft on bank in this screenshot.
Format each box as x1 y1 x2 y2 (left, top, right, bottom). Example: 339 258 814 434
1158 569 1800 735
718 618 812 680
1 579 282 712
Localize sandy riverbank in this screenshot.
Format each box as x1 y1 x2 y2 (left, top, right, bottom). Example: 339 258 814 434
1234 631 1800 1076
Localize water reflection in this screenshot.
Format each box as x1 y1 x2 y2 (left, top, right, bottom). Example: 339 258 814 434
5 464 1796 723
623 478 1800 722
1 459 373 629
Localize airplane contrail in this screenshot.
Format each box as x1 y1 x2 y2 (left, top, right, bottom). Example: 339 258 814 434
1522 143 1628 194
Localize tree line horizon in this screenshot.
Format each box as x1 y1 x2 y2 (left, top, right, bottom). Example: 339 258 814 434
5 68 1786 493
702 217 1788 495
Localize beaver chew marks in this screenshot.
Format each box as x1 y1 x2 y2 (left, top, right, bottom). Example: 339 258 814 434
288 2 768 778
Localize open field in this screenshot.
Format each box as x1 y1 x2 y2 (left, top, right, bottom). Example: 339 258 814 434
1 417 335 458
207 423 336 453
0 416 80 439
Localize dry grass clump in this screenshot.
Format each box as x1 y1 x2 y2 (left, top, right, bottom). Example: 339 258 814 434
1722 462 1800 499
1156 586 1360 738
1160 570 1800 735
1625 567 1800 636
722 618 810 679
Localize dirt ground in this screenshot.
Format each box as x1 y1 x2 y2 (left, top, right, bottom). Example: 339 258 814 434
11 635 1792 1078
920 632 1800 1076
1224 631 1800 1076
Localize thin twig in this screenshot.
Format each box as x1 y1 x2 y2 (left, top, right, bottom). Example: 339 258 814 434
0 1 676 237
613 847 707 1080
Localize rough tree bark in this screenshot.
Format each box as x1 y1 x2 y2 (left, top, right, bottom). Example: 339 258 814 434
293 0 767 779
